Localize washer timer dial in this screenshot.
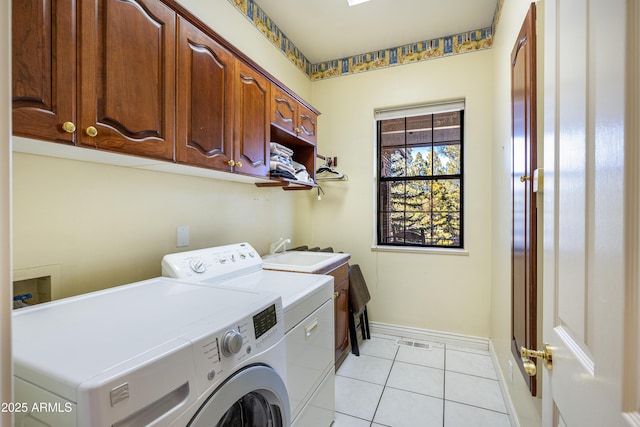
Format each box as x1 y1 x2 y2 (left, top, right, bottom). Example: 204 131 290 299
189 258 206 274
221 330 243 356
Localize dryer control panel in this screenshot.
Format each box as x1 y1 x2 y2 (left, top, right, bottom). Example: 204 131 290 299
162 242 262 282
187 296 285 396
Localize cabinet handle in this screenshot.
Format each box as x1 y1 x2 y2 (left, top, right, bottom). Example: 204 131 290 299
227 159 236 167
235 161 243 168
86 126 98 137
333 291 339 300
520 175 531 182
305 319 319 339
62 122 76 133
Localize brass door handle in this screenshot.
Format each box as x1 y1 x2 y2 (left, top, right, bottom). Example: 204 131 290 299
86 126 98 137
62 121 76 133
520 175 531 182
520 343 553 376
333 291 339 299
235 161 243 168
227 159 236 167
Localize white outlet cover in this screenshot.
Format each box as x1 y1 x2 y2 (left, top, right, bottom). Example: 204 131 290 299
177 226 190 247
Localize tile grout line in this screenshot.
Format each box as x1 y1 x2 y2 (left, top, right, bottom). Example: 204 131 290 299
344 335 510 426
442 343 448 427
368 342 401 427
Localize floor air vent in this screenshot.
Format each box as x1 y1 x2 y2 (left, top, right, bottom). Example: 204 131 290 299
397 340 431 350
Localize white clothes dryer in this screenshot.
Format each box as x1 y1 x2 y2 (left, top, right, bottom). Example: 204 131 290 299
13 277 289 427
162 243 335 427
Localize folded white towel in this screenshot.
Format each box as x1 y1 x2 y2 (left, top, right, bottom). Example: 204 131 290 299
270 154 293 167
270 142 294 157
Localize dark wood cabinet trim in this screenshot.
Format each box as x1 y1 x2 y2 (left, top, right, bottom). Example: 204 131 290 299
157 0 320 116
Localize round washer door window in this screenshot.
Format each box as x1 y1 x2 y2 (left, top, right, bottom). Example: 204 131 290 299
189 365 290 427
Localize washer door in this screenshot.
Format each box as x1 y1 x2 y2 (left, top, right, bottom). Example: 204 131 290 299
189 365 290 427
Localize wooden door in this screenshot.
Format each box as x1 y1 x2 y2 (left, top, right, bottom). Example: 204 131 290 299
511 3 537 395
234 61 270 177
541 0 637 424
12 0 76 144
176 17 234 171
79 0 175 160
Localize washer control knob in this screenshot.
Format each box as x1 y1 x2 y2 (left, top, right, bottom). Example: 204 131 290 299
221 330 243 356
190 258 206 273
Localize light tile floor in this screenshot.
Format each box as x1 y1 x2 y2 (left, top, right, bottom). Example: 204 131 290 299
334 333 512 427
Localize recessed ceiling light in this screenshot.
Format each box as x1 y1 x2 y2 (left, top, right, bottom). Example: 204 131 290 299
347 0 371 6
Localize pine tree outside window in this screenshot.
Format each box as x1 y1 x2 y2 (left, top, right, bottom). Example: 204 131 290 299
376 102 464 248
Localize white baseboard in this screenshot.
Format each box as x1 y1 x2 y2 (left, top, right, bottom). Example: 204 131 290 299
369 321 489 351
488 340 521 427
369 321 519 427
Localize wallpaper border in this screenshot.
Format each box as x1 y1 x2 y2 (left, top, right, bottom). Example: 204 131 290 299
227 0 502 81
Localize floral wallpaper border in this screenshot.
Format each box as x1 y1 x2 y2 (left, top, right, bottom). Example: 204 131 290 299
227 0 503 81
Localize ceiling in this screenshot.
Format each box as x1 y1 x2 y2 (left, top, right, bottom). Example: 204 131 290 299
255 0 499 64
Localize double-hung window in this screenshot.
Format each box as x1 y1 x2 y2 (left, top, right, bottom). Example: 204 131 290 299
376 101 464 248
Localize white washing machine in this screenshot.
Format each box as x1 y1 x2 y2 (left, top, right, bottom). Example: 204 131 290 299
13 277 290 426
162 243 335 427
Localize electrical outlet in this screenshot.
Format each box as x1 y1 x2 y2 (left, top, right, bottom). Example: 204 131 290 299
508 360 513 382
177 226 190 247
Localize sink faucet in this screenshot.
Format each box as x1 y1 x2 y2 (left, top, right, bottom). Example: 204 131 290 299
270 237 291 255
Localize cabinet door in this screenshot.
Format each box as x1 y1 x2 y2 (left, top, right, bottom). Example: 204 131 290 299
12 0 76 144
234 61 270 177
176 17 234 171
297 103 318 145
334 276 350 362
271 87 318 145
79 0 175 160
271 86 297 137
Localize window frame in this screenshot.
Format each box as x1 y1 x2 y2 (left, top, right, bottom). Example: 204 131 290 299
374 101 465 250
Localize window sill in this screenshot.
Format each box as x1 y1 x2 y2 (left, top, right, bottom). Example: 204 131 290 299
371 245 469 256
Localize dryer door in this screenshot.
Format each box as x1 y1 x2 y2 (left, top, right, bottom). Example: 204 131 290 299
189 365 290 427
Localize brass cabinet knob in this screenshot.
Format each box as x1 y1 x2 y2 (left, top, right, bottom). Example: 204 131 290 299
520 175 531 182
235 161 243 168
86 126 98 137
227 159 236 167
333 291 339 299
520 343 553 376
62 121 76 133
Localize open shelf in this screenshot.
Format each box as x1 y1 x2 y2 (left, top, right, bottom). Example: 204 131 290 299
255 177 317 190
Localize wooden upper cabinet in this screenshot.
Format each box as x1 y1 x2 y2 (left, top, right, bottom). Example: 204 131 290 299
234 61 270 178
272 86 317 145
12 0 76 144
176 17 234 171
12 0 319 183
78 0 176 161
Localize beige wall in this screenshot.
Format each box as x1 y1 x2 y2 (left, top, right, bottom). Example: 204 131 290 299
12 153 313 296
490 0 543 425
11 0 314 297
308 51 495 337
